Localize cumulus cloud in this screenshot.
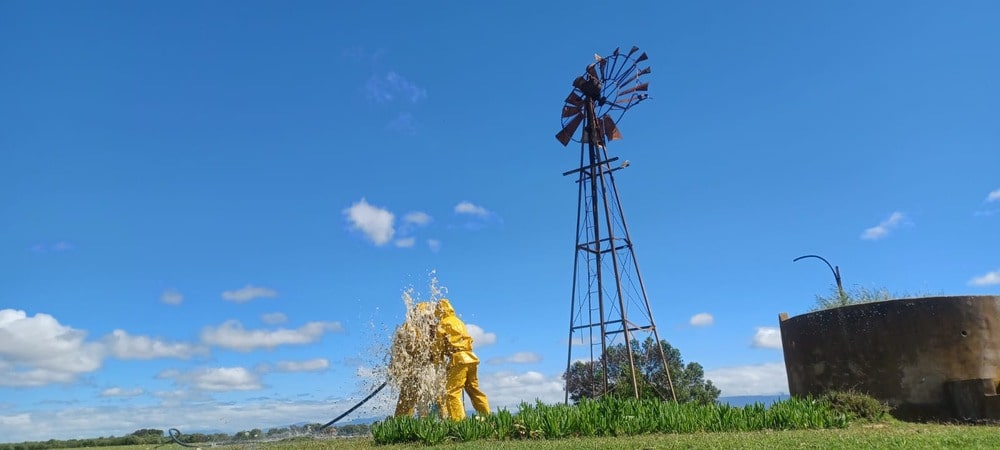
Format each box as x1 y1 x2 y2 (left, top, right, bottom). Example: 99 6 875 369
751 327 782 349
689 313 714 327
969 270 1000 287
861 211 906 240
404 211 432 226
455 201 490 217
100 387 143 398
222 285 278 303
260 312 288 325
161 367 262 391
466 324 496 346
479 371 564 410
0 309 103 387
394 237 416 248
102 330 206 360
705 362 788 396
274 358 330 373
160 289 183 305
488 352 542 364
427 239 441 252
343 198 395 246
987 189 1000 203
201 320 343 352
0 393 389 442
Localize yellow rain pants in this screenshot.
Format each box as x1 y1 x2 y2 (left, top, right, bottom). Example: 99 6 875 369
436 299 490 420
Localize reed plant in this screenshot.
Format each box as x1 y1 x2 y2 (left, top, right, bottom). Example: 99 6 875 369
371 395 855 445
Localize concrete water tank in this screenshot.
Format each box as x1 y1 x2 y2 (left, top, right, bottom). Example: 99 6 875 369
779 295 1000 420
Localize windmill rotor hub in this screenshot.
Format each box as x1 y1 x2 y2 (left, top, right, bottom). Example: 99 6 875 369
555 46 651 147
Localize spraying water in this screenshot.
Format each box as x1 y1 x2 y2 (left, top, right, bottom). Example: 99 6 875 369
385 273 449 418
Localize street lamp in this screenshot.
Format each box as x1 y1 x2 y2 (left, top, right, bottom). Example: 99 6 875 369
793 254 845 302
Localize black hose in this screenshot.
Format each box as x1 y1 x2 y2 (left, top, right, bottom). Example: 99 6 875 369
166 428 199 448
165 381 388 446
319 381 388 430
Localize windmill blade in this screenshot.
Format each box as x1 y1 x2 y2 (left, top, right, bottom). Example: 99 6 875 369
620 67 651 86
565 91 583 106
626 46 639 58
617 82 649 96
636 52 648 62
556 113 584 146
602 115 622 141
562 104 582 118
612 47 620 57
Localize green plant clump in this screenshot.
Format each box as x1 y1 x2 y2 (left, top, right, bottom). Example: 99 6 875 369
821 390 891 422
370 396 851 445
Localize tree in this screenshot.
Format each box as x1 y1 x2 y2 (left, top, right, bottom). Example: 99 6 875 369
563 337 720 404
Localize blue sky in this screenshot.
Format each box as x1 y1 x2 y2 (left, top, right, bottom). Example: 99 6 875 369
2 0 999 442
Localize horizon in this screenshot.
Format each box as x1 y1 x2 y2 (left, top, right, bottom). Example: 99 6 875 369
2 0 998 442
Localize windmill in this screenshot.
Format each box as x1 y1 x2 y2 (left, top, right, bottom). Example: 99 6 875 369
557 46 675 402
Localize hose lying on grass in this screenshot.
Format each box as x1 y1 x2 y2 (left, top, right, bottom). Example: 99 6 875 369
166 381 388 447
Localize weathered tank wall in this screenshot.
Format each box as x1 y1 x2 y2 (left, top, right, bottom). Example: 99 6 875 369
779 295 1000 420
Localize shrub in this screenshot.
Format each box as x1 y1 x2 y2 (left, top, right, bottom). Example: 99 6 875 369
821 390 890 422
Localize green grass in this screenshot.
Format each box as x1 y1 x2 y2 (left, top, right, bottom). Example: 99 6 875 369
66 422 1000 449
56 422 1000 450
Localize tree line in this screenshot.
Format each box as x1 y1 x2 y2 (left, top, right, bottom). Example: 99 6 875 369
0 423 372 449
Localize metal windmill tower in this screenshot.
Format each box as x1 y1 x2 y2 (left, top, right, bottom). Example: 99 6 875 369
556 46 675 402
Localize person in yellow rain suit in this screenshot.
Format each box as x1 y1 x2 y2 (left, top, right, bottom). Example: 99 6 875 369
436 299 490 420
391 302 445 417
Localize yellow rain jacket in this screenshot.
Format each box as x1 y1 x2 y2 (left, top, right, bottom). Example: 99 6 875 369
436 299 490 420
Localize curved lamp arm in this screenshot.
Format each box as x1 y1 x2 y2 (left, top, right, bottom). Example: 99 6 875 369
793 254 845 300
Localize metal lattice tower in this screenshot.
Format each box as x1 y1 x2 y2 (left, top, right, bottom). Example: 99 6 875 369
556 46 675 402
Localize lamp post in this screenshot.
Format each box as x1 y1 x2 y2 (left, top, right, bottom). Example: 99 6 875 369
793 254 845 302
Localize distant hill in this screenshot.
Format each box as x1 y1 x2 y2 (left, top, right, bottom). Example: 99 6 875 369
718 395 790 407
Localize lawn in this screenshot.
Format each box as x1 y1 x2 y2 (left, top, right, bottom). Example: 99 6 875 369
74 422 998 450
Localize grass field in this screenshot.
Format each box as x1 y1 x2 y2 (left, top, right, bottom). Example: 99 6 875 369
72 422 999 449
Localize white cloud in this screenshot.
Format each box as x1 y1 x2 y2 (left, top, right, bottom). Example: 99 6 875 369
466 324 496 346
201 320 343 352
969 270 1000 287
689 313 714 327
987 189 1000 202
160 289 183 305
0 394 386 442
343 198 395 246
221 285 278 303
274 358 330 373
861 211 906 240
404 211 432 226
100 387 143 398
0 309 104 387
479 371 565 410
488 352 542 364
102 329 206 359
365 71 427 104
705 362 789 396
751 327 782 349
260 312 288 325
427 239 441 252
455 201 490 217
162 367 263 392
394 237 416 248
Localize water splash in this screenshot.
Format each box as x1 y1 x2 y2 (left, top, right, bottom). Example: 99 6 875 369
384 273 448 418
